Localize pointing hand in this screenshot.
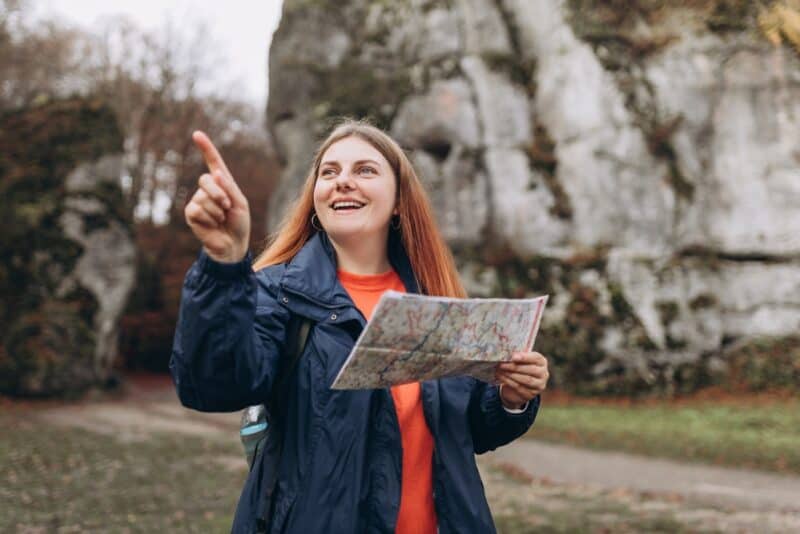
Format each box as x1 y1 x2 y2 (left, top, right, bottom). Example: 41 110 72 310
184 131 251 263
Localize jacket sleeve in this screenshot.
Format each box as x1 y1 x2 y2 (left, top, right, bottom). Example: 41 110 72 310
468 381 540 454
169 249 290 412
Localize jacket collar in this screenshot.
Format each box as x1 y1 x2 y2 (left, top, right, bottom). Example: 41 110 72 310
280 230 420 311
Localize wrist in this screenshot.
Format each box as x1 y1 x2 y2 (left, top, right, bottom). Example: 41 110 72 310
203 246 248 264
502 401 527 411
499 384 526 411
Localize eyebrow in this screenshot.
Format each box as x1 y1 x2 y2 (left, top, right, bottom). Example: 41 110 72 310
319 159 381 167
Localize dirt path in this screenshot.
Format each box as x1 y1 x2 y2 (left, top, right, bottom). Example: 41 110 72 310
36 377 242 444
487 440 800 513
483 441 800 532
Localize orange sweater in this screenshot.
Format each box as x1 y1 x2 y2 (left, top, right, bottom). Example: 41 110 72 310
337 268 437 534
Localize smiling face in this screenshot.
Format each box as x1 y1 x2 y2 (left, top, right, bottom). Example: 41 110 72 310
313 135 398 246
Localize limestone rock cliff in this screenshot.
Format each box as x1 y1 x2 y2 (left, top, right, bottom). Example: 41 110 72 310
266 0 800 393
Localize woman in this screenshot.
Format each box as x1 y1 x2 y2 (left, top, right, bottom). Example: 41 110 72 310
171 120 549 533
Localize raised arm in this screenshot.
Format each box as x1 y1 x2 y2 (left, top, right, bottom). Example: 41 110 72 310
169 131 285 412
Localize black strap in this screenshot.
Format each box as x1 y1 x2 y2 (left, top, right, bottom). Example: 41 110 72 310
269 315 312 420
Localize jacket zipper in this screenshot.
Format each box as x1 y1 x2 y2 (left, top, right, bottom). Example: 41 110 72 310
385 387 403 530
422 382 444 526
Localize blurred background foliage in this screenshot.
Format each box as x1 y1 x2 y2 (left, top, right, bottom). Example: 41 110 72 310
0 0 279 380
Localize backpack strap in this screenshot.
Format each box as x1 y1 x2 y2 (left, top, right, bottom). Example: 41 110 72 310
269 315 312 420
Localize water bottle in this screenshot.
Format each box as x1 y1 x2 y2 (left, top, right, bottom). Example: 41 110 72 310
240 404 268 468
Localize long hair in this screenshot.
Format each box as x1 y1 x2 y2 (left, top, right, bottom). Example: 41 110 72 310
253 119 466 298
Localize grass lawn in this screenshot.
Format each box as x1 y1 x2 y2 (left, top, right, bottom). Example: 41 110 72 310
528 395 800 475
0 412 245 532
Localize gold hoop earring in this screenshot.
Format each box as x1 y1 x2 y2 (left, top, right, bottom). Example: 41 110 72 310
311 213 324 232
391 215 401 230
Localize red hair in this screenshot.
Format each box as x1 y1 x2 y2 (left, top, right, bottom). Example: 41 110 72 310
253 120 466 298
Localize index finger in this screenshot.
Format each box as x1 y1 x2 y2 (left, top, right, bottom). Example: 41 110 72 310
192 130 231 176
511 352 547 365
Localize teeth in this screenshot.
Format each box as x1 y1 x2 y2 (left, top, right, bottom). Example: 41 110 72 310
332 201 364 210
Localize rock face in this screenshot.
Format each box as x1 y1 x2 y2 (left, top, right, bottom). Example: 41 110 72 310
266 0 800 393
0 99 136 397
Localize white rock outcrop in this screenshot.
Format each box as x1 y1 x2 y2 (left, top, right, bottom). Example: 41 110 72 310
266 0 800 390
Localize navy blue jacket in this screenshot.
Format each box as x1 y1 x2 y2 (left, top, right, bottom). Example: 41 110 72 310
170 231 539 533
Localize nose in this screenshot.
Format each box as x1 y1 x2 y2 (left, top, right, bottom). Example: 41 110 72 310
334 167 356 190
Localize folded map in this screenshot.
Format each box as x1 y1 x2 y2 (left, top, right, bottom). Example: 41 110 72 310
331 291 548 390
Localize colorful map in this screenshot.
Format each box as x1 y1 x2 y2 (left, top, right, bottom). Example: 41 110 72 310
331 291 548 390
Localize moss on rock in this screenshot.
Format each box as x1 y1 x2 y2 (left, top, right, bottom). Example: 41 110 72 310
526 121 573 220
724 336 800 391
458 245 663 394
566 0 758 38
452 242 744 397
307 59 414 131
0 98 126 397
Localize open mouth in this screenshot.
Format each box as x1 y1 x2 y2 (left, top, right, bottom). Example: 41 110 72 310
331 200 366 212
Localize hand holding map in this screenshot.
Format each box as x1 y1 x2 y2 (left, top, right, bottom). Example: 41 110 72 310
331 292 548 390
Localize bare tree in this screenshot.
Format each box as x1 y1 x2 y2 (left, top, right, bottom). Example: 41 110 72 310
1 3 269 225
80 15 265 223
0 0 85 110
